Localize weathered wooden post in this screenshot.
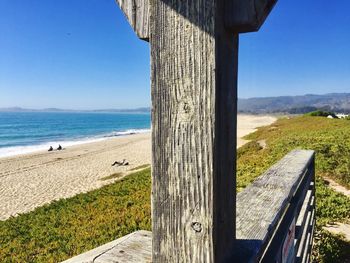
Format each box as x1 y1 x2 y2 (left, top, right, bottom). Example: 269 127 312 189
116 0 277 262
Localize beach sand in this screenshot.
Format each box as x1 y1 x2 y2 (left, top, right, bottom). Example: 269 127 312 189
236 115 277 147
0 114 276 220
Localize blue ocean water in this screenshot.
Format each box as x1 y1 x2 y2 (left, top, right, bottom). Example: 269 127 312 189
0 112 151 157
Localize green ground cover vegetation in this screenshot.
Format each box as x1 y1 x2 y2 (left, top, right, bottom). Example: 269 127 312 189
0 169 151 263
0 116 349 262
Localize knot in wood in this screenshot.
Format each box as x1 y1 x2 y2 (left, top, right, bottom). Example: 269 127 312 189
183 102 191 113
177 98 195 123
191 222 202 233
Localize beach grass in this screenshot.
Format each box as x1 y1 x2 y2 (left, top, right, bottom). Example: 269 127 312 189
0 116 349 262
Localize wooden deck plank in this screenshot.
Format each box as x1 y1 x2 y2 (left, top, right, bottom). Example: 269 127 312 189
61 230 152 263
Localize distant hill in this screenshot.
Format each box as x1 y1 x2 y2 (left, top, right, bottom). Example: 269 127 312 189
3 93 350 114
92 107 150 113
238 93 350 114
0 107 151 113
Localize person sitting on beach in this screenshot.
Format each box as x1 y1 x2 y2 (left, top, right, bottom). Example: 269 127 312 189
112 160 122 166
57 145 62 151
112 159 129 166
48 146 53 152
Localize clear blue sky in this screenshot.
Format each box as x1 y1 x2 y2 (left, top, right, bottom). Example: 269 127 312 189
0 0 349 109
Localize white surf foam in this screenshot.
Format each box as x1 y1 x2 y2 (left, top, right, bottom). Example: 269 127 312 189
0 129 150 158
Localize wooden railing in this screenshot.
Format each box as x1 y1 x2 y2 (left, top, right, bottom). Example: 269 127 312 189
233 149 315 262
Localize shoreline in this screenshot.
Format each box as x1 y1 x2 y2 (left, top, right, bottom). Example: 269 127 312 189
0 114 276 159
0 129 151 159
0 114 276 220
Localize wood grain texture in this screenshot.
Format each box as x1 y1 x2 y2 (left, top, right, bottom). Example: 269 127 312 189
225 0 278 33
62 230 152 263
95 231 152 263
116 0 149 41
235 150 315 262
150 0 237 262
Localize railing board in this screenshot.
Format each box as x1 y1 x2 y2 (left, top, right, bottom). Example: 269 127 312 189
296 189 312 227
95 231 152 263
299 210 315 263
237 150 314 239
261 164 313 262
295 182 315 243
297 210 312 259
295 188 313 249
235 149 315 261
62 230 152 263
302 232 311 263
309 218 316 262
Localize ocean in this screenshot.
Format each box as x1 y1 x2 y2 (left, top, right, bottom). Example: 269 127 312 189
0 112 151 158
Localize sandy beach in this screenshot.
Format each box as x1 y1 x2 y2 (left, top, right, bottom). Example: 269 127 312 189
236 115 277 147
0 114 276 220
